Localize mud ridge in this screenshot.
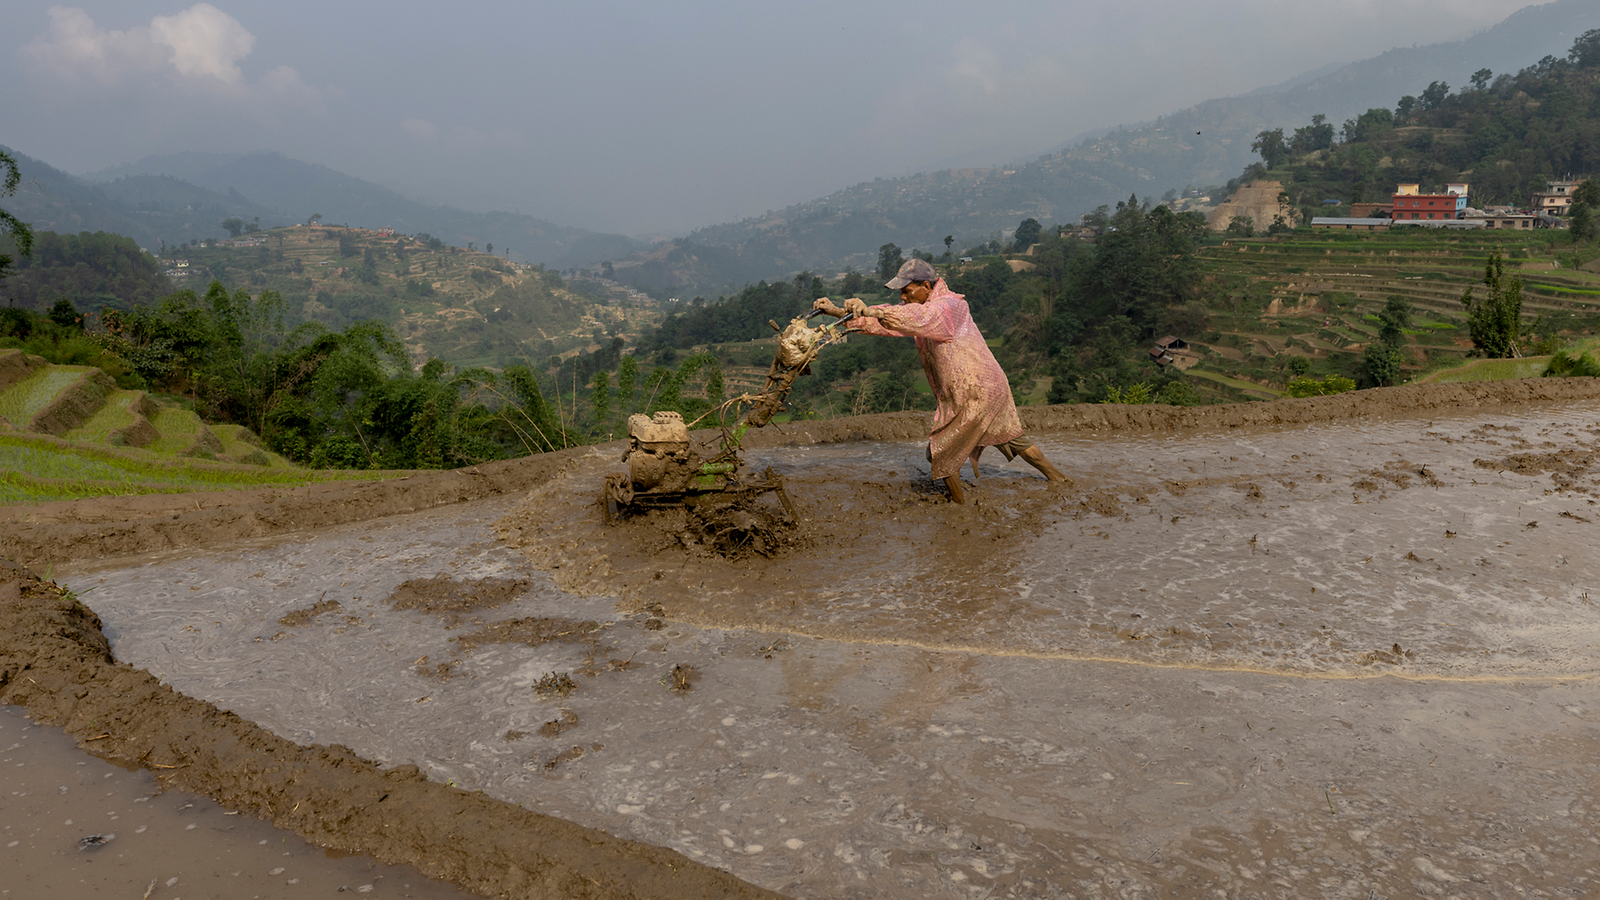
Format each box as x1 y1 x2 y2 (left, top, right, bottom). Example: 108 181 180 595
0 559 784 900
6 379 1600 573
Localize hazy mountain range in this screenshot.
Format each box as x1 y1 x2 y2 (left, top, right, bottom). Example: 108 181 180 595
3 149 646 271
5 0 1598 297
608 0 1600 296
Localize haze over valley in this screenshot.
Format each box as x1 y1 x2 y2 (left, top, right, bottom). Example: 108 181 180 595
6 0 1599 286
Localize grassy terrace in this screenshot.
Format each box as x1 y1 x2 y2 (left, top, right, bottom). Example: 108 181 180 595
1182 230 1600 391
0 432 395 505
62 390 141 443
0 368 93 427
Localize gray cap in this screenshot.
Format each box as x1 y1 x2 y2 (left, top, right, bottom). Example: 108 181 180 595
885 258 937 290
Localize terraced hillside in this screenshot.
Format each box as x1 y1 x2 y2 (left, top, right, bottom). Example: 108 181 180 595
0 349 389 504
1177 230 1600 394
164 227 664 369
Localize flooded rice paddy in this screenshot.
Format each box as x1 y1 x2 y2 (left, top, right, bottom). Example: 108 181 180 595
66 403 1600 898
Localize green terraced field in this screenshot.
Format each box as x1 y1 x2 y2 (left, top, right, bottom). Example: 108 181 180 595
0 356 388 503
145 406 210 455
1415 357 1552 384
0 433 393 504
0 368 91 427
1187 229 1599 390
62 390 141 443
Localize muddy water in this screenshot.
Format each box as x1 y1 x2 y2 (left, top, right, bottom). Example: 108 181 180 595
68 406 1600 898
516 407 1600 677
0 706 487 900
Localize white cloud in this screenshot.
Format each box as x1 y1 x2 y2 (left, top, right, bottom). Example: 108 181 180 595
20 4 326 117
21 7 168 84
149 3 253 83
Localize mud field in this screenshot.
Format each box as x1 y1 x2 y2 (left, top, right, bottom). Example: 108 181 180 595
5 380 1600 899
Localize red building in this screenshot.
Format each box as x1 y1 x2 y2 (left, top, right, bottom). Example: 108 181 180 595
1390 183 1469 221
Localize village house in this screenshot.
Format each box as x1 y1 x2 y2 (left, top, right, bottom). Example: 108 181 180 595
1530 179 1587 216
1390 183 1469 221
1463 207 1542 230
1150 336 1199 369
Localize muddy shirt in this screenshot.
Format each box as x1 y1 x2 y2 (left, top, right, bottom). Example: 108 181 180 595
851 279 1024 479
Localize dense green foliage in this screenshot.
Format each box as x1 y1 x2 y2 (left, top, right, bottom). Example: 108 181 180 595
1460 251 1525 358
0 231 173 312
0 301 139 385
629 194 1218 414
1361 296 1413 387
77 280 573 469
1 149 34 288
1231 29 1600 224
1544 349 1600 377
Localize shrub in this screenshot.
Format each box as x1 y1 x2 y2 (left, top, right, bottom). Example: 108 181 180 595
1544 351 1600 377
1286 374 1357 397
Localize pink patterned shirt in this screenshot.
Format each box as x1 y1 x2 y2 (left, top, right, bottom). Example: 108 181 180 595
850 279 1024 479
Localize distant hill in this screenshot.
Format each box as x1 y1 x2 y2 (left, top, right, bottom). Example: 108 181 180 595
83 152 646 271
0 148 276 254
141 224 664 370
600 0 1600 296
0 231 173 313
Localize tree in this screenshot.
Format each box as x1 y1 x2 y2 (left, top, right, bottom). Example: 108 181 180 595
1362 343 1401 387
1226 215 1255 237
1290 115 1334 154
1419 80 1450 111
1569 28 1600 69
1568 179 1600 242
1013 218 1042 251
876 243 904 282
221 217 245 238
943 234 954 261
1 149 35 288
1461 250 1524 358
307 213 322 226
617 354 638 415
1394 95 1418 123
48 298 80 330
1378 296 1412 347
591 370 611 427
1251 128 1288 168
485 243 493 256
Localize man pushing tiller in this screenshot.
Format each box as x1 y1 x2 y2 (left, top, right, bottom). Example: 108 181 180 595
812 258 1067 503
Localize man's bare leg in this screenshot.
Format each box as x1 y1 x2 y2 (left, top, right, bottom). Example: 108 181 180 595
943 475 966 503
1019 445 1067 482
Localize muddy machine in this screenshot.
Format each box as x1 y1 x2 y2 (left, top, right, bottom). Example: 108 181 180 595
602 309 856 523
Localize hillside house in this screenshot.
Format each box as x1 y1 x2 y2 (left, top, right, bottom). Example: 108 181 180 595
1391 183 1469 221
1464 210 1541 229
1150 336 1199 369
1531 179 1588 215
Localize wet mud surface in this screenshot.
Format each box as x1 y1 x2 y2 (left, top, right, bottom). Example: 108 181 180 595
1 706 485 900
6 380 1600 899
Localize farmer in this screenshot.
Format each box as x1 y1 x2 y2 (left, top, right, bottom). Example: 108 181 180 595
812 258 1066 503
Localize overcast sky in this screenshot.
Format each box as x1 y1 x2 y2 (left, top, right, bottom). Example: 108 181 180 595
3 0 1558 237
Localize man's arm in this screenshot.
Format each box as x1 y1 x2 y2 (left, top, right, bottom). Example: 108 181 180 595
875 300 955 342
